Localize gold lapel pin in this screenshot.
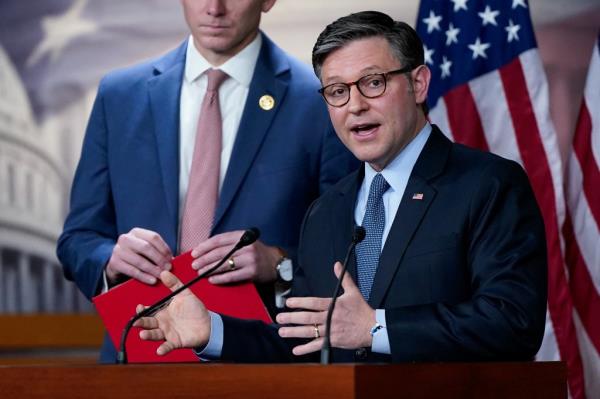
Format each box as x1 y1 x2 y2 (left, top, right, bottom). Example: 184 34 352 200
259 94 275 111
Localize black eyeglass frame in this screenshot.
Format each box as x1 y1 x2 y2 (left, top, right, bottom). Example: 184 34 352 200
318 66 414 107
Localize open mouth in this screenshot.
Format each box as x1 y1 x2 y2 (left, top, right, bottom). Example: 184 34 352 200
351 123 380 135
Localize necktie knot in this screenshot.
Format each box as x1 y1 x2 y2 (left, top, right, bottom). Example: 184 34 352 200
206 68 229 92
368 173 390 203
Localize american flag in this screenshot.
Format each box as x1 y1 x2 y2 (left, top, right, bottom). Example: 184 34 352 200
416 1 598 398
563 34 600 399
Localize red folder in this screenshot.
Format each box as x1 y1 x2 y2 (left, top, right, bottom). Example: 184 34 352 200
93 251 272 363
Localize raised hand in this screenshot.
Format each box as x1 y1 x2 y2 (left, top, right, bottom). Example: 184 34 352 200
106 228 172 285
134 270 211 356
276 262 376 355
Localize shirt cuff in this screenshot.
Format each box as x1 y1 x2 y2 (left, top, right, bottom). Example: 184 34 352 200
275 284 292 308
101 270 110 294
193 311 224 360
371 309 391 354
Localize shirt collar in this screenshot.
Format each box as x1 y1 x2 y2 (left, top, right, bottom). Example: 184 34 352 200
184 33 262 87
363 122 432 194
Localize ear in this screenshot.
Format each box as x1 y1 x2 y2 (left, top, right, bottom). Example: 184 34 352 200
410 65 431 105
262 0 277 13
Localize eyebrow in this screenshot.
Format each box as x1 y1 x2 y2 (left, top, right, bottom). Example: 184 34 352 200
322 65 388 86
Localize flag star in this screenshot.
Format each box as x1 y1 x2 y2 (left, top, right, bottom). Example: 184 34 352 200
505 19 521 42
478 5 500 26
445 23 460 46
451 0 468 12
422 10 442 34
423 44 435 65
440 56 452 79
512 0 527 9
468 37 491 59
26 0 97 67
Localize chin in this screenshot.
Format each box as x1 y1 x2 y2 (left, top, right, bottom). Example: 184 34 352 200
199 36 233 47
348 145 380 162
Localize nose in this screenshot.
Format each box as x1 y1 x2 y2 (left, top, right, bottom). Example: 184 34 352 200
206 0 226 17
346 84 369 114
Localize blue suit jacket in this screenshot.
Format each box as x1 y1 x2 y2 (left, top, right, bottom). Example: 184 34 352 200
218 126 547 363
57 33 357 362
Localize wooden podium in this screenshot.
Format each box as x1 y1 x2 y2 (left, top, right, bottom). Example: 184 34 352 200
0 361 565 398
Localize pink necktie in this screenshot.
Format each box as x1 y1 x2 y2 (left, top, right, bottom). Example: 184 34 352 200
180 69 229 253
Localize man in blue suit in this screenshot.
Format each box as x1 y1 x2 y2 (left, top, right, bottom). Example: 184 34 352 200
134 11 547 363
57 0 356 363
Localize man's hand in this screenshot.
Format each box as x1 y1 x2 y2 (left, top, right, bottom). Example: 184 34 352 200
106 228 172 285
190 230 280 284
134 270 211 356
276 262 376 356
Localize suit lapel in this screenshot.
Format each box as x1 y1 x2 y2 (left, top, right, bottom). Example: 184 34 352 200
331 170 363 281
213 35 290 229
368 126 451 308
147 42 187 249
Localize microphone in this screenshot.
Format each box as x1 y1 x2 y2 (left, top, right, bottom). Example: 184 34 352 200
117 227 260 364
320 226 366 365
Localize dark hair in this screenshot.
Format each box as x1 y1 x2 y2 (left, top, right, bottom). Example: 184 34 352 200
312 11 428 113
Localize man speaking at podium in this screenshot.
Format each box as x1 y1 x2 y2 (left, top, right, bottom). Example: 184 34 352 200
135 11 547 363
57 0 357 363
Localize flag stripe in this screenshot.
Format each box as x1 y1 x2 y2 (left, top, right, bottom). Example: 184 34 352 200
563 212 600 354
469 71 523 163
443 84 489 152
428 98 453 141
573 311 600 398
566 36 600 399
566 154 600 292
572 102 600 226
538 311 561 361
519 51 567 228
499 58 586 398
582 41 600 169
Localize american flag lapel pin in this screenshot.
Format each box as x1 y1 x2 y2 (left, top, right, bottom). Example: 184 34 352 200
412 193 424 200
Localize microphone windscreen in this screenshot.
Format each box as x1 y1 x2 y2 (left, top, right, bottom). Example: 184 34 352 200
353 226 366 243
240 227 261 247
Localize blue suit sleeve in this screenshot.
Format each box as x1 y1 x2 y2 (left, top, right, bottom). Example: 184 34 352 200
56 80 118 299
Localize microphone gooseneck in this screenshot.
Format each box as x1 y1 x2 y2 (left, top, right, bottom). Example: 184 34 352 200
117 227 260 364
320 226 366 365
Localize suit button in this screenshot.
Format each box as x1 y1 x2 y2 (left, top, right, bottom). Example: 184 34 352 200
355 347 368 360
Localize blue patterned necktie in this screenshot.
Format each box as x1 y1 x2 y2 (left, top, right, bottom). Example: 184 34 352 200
356 173 390 300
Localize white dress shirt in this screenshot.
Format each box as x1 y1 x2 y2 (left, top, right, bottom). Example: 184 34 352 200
178 34 262 229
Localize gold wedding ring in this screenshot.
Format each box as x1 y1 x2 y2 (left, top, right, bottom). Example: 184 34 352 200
313 324 320 339
228 257 236 270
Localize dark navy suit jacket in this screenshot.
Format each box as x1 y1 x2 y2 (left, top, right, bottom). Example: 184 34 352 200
56 33 357 362
218 126 547 363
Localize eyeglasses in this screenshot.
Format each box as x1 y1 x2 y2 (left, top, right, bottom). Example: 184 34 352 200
318 66 413 107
